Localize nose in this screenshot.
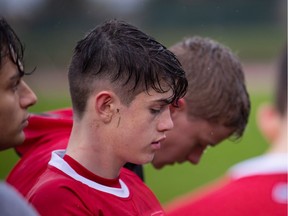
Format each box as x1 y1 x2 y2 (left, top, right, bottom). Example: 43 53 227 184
157 107 174 132
19 81 38 109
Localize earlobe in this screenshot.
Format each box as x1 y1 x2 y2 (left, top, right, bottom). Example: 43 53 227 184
169 98 187 121
170 98 186 114
177 98 186 110
95 91 115 123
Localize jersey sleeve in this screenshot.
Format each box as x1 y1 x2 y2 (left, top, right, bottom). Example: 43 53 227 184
15 108 73 157
28 180 95 216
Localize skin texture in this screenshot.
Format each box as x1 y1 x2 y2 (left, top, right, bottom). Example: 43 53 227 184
0 57 37 150
106 89 174 165
66 88 175 179
152 99 234 168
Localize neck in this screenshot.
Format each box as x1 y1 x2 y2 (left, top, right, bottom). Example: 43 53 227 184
66 123 124 179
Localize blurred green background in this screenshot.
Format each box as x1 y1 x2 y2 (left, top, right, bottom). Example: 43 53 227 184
0 0 286 205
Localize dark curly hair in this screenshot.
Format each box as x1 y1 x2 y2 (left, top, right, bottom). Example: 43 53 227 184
0 17 26 76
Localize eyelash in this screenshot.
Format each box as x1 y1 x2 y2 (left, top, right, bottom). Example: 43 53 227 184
150 108 161 114
12 79 21 91
150 104 168 114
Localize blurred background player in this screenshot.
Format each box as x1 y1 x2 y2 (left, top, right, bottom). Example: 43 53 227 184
165 44 287 216
152 36 250 169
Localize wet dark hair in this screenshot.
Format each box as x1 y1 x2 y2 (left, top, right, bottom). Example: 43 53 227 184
69 19 188 118
0 17 26 76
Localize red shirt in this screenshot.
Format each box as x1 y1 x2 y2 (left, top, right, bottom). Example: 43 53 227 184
27 150 164 216
166 154 288 216
7 108 73 196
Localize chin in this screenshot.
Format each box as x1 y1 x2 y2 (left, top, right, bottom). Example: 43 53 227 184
151 161 164 169
13 134 25 147
137 154 154 165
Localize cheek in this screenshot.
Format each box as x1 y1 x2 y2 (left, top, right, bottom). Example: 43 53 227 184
0 103 18 123
0 112 23 147
117 114 150 141
126 111 153 129
180 130 197 151
0 94 20 113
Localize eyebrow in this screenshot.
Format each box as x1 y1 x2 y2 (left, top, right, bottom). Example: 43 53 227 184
9 72 21 82
151 98 171 105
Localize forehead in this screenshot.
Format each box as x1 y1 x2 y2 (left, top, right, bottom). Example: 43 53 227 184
138 88 173 103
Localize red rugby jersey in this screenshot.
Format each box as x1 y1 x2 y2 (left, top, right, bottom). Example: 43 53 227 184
27 150 164 216
166 154 288 216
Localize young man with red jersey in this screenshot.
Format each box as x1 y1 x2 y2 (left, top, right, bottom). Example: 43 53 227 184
165 46 287 216
25 19 188 215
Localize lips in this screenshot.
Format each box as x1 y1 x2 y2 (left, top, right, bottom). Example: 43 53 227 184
155 136 166 143
151 141 161 150
21 115 30 128
151 136 166 150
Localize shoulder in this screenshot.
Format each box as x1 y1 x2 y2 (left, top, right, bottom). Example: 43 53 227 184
28 166 82 195
27 168 94 215
166 175 288 216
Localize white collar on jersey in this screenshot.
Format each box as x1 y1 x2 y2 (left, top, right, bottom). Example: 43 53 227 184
48 150 130 198
229 153 288 179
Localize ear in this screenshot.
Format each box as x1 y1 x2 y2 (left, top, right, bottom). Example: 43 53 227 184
170 98 186 117
257 103 281 143
94 91 117 123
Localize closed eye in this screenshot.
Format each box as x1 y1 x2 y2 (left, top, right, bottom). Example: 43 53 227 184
150 103 169 115
9 74 21 92
150 108 161 114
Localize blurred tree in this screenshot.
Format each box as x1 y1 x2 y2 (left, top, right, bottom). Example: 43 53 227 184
11 0 102 68
5 0 147 69
0 0 284 69
143 0 278 29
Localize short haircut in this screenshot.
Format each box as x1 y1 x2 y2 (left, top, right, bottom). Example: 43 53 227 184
275 44 287 116
68 19 188 118
0 17 25 76
169 36 251 138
